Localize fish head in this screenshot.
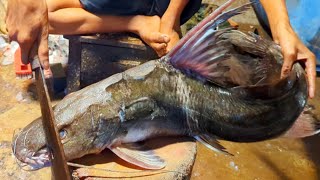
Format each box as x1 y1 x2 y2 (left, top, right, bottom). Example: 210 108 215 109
12 117 50 169
12 69 124 170
12 106 118 170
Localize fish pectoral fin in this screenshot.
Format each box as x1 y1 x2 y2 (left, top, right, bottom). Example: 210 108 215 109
194 134 233 156
109 143 166 170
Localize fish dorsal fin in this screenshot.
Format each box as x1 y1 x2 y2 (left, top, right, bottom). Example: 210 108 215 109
194 135 232 156
109 143 166 169
167 2 252 88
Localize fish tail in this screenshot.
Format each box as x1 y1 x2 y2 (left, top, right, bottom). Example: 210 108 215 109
283 105 320 138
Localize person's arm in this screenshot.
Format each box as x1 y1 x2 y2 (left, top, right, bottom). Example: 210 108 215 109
160 0 189 54
260 0 316 98
6 0 50 69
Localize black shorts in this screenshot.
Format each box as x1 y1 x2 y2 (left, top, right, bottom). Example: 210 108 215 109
79 0 202 24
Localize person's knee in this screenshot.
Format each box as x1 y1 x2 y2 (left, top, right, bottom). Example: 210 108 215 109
46 0 82 13
46 0 59 13
48 12 59 33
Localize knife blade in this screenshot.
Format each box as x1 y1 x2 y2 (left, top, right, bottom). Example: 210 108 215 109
32 57 72 180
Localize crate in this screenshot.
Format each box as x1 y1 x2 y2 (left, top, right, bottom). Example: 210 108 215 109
64 33 158 93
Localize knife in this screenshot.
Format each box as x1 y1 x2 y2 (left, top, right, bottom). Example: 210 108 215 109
32 57 72 180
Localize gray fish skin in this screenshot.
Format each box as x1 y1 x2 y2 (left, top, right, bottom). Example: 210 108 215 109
11 1 316 169
12 34 308 169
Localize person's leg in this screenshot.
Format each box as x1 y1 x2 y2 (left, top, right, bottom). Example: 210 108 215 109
155 0 201 53
46 0 170 56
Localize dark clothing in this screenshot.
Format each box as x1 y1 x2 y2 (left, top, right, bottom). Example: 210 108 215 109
249 0 271 36
79 0 202 24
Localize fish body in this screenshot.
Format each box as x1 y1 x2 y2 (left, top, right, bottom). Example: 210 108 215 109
12 1 319 170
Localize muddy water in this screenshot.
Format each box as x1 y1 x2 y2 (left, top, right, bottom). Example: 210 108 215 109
0 60 319 180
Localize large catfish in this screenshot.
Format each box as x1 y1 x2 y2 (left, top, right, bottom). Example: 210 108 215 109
12 1 319 170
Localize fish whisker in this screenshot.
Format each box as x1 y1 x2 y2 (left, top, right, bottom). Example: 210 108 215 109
12 128 22 155
90 107 96 131
23 126 34 147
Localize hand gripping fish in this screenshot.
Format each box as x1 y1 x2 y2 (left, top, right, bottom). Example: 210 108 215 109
12 1 320 170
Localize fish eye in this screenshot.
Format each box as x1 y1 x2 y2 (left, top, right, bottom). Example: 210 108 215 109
59 129 67 139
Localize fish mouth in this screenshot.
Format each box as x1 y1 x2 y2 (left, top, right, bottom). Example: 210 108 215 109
12 129 52 170
13 146 52 170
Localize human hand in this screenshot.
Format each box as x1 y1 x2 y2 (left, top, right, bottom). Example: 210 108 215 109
6 0 50 70
273 22 316 98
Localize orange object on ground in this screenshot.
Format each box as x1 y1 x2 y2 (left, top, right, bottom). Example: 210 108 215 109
227 19 239 28
14 47 33 79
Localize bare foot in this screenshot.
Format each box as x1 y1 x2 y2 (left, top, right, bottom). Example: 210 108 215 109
132 15 170 57
160 20 181 54
162 28 180 53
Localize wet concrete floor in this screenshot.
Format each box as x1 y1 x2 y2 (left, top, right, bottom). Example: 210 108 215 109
0 53 320 180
